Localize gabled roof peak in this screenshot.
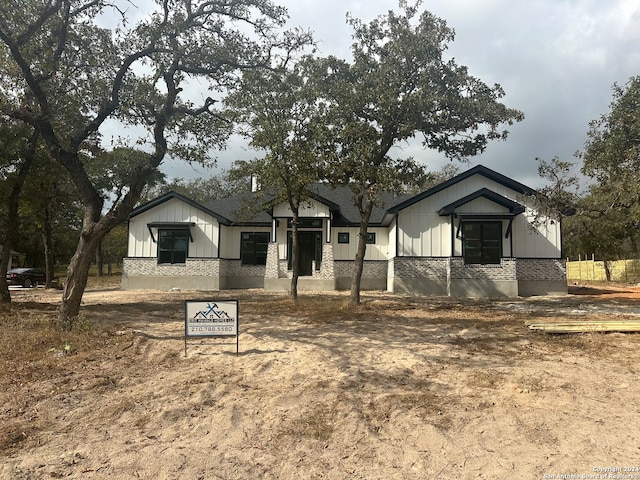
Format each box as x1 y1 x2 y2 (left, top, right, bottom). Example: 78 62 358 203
438 187 526 216
387 164 535 214
130 190 232 225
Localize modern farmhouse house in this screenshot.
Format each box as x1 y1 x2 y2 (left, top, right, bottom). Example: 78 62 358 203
122 165 568 297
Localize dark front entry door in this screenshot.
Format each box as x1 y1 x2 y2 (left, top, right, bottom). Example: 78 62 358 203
289 231 322 276
298 232 317 276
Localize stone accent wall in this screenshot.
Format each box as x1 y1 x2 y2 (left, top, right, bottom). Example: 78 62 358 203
123 257 220 277
275 260 290 278
314 243 335 279
449 257 517 280
221 259 266 278
265 243 279 279
516 258 566 281
124 255 566 296
391 257 448 279
334 260 387 278
390 257 564 282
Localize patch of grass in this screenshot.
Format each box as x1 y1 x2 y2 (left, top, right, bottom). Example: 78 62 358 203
466 369 505 390
85 272 122 290
0 310 126 391
279 402 336 441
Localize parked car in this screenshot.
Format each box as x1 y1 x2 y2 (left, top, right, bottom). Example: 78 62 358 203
6 268 46 288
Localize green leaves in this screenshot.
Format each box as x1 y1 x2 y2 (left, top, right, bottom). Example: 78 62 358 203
537 77 640 260
227 54 328 205
0 0 315 324
582 76 640 182
323 1 522 194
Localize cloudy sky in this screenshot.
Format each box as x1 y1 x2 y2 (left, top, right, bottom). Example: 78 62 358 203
159 0 640 189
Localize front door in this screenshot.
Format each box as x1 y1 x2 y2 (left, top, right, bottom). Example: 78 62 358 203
288 231 322 276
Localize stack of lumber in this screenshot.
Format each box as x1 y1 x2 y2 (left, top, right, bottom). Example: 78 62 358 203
526 320 640 333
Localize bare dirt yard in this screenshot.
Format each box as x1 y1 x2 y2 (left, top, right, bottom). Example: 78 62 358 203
2 280 640 480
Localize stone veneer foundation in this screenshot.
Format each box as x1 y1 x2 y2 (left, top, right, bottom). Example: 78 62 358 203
388 257 567 297
123 255 567 297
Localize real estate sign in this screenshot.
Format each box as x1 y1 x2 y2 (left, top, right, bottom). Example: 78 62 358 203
184 300 239 355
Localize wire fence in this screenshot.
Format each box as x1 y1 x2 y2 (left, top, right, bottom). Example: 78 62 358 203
566 255 640 283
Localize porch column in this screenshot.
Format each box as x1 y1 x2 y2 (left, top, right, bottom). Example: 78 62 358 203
265 242 279 279
319 242 335 280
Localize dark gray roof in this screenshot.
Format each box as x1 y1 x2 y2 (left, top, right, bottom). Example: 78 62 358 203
201 184 411 226
307 184 411 226
130 165 533 227
203 192 274 225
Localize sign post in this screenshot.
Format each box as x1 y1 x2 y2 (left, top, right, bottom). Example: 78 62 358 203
184 300 239 356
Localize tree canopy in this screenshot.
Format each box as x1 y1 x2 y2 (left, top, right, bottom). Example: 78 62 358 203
227 55 331 299
318 1 524 304
0 0 312 328
535 76 640 261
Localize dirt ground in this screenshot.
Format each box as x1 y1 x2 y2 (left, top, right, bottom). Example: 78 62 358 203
2 281 640 480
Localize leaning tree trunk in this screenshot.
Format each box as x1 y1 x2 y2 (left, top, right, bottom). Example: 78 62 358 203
58 231 100 331
350 199 374 306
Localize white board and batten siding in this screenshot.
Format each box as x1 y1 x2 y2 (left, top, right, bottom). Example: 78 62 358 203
396 174 562 259
512 211 562 258
332 227 390 261
396 196 450 257
128 197 220 258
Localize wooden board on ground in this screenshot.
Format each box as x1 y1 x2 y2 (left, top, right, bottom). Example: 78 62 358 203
527 320 640 333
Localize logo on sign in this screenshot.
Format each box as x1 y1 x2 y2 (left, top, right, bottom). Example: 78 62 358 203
186 300 238 337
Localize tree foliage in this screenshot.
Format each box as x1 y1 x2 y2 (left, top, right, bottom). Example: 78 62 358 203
0 0 311 329
0 121 38 302
140 172 249 205
227 55 331 300
535 77 640 261
320 1 524 305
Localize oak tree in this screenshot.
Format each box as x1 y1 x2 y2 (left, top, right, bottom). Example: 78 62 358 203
0 0 310 329
227 56 330 300
321 1 524 305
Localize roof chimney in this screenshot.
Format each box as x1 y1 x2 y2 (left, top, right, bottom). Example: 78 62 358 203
250 175 261 192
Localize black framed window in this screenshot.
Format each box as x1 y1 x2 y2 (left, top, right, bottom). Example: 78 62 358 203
462 222 502 265
338 232 349 244
158 229 189 264
241 232 269 265
366 232 376 244
286 218 322 229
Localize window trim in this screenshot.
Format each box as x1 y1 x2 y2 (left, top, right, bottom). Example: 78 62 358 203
157 228 190 265
240 231 270 266
366 232 376 244
338 232 350 244
147 222 194 243
462 221 502 265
